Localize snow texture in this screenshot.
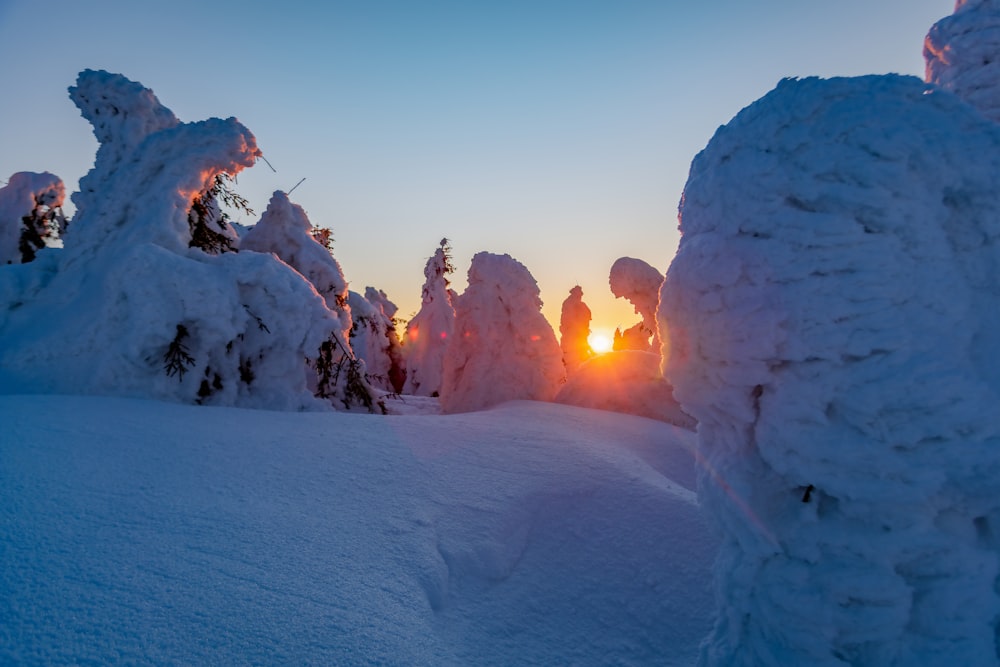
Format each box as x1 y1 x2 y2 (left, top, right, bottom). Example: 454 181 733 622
0 71 346 410
658 74 1000 665
440 252 565 414
559 284 594 374
0 394 716 666
555 350 695 429
609 256 663 352
0 171 65 264
925 0 1000 122
404 241 456 396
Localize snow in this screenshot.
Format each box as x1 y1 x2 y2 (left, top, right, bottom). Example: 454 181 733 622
403 240 456 397
559 284 594 374
440 251 565 413
0 394 716 665
609 257 663 352
925 1 1000 123
0 171 66 264
555 350 695 429
658 74 1000 665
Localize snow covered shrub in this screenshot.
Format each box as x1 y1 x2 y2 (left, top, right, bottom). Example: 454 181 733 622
925 0 1000 122
659 74 1000 665
609 256 663 352
348 288 406 393
440 251 565 413
0 70 353 410
559 285 594 373
403 238 456 396
0 172 67 264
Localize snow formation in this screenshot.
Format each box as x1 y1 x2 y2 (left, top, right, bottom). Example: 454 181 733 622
925 0 1000 122
609 256 663 352
404 239 456 396
347 287 405 393
0 71 356 410
555 350 694 429
659 74 1000 665
559 285 594 373
0 171 66 264
440 252 565 413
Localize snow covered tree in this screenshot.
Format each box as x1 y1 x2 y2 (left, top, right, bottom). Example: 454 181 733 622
0 70 353 411
439 252 565 413
559 285 593 374
609 256 663 352
348 287 406 394
403 238 455 396
0 172 67 264
925 0 1000 122
659 75 1000 665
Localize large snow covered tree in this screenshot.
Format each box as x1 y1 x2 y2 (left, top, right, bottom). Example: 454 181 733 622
559 285 594 374
658 74 1000 665
0 172 67 265
440 251 565 413
403 239 455 396
609 256 663 352
0 70 355 410
925 0 1000 122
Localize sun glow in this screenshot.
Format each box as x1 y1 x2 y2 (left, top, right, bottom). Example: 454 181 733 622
589 333 613 354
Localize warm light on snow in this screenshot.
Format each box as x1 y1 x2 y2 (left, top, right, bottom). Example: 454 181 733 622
589 333 612 354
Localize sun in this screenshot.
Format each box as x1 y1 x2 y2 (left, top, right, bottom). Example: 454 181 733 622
589 333 613 354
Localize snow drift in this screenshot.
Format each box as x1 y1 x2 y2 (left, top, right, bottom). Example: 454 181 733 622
659 75 1000 665
925 0 1000 122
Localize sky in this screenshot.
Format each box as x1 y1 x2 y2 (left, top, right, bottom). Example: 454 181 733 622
0 0 954 340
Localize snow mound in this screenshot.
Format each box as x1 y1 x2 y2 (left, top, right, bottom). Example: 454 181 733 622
925 0 1000 122
440 252 565 413
404 240 456 397
659 75 1000 665
0 394 716 666
555 350 695 428
609 256 663 352
559 284 594 374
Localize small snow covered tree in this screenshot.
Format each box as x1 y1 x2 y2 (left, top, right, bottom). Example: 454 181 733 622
0 172 67 264
925 0 1000 122
403 238 456 396
609 256 663 352
348 287 406 394
439 251 565 413
659 75 1000 665
559 285 594 374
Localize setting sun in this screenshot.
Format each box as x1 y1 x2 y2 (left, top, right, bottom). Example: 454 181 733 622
589 333 613 354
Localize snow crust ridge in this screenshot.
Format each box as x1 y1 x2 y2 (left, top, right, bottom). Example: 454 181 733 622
659 74 1000 665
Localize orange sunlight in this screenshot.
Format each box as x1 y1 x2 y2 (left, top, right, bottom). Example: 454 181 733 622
589 332 613 354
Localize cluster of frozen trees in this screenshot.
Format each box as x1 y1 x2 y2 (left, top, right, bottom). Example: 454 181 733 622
658 2 1000 664
0 69 688 420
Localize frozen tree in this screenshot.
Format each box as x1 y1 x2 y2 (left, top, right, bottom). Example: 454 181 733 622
559 285 593 374
659 75 1000 665
0 172 67 265
0 71 360 411
348 287 405 393
609 256 663 352
403 239 455 396
440 252 565 413
925 0 1000 122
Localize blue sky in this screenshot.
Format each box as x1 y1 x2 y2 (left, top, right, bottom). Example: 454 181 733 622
0 0 952 334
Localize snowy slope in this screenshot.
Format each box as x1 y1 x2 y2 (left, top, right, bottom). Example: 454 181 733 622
0 396 715 665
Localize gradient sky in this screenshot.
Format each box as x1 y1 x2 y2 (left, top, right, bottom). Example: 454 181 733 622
0 0 953 340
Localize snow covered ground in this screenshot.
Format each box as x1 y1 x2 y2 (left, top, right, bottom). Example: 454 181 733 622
0 395 716 665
